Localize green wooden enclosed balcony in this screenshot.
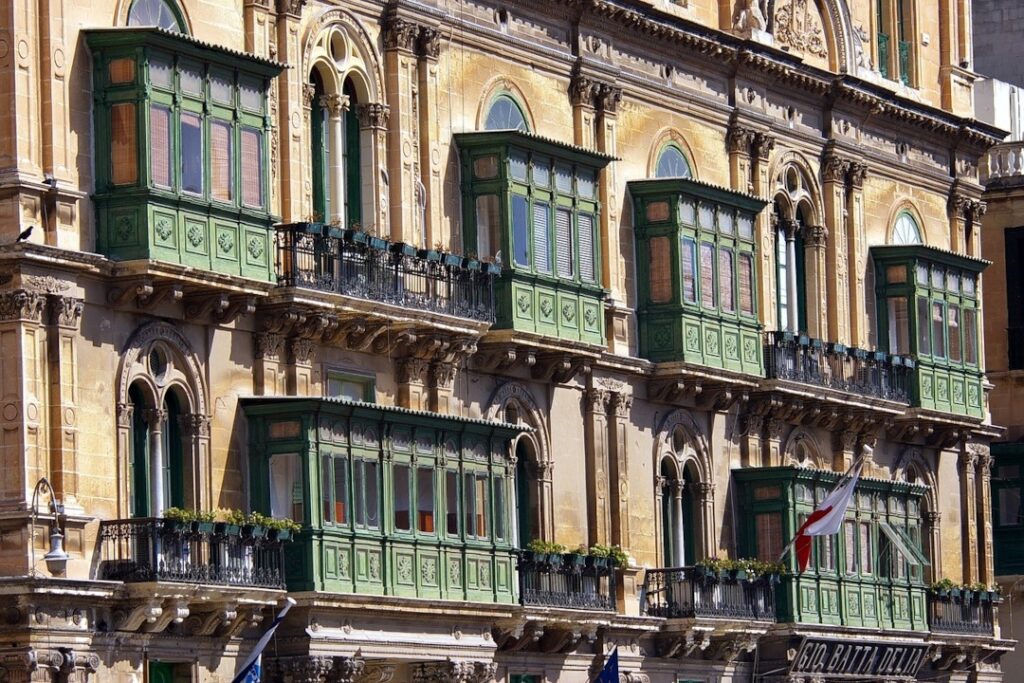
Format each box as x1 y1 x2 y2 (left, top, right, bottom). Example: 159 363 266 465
629 178 767 375
241 397 528 604
734 467 931 632
455 131 613 346
85 28 283 281
871 245 988 419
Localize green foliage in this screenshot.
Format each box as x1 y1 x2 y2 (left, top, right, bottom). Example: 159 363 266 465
163 508 298 531
696 557 785 577
162 507 194 522
589 544 629 568
931 577 996 594
264 516 302 533
525 539 567 554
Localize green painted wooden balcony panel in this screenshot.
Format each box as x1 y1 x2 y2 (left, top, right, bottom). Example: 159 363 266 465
912 362 985 418
776 574 929 632
641 310 762 374
495 274 605 346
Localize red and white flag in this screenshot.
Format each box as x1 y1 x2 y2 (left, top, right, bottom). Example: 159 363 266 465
791 457 864 572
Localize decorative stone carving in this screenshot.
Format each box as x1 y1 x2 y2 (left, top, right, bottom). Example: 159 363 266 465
773 0 828 58
430 362 457 390
321 93 351 117
732 0 767 33
412 659 497 683
397 357 429 384
751 131 775 161
822 155 851 183
116 403 135 427
847 161 868 188
255 332 285 360
302 83 316 108
47 295 83 329
178 413 211 439
358 664 396 683
726 125 755 154
357 103 390 130
417 27 441 59
383 16 419 52
290 338 317 365
275 0 306 17
0 289 45 323
610 392 632 418
597 83 622 113
803 224 828 247
585 388 610 414
328 656 366 683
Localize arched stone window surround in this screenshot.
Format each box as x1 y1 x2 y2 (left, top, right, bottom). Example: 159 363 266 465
302 9 387 232
116 322 211 518
652 409 714 566
648 129 698 179
477 78 536 134
783 429 825 468
117 0 191 33
885 202 928 246
893 447 940 581
485 381 553 542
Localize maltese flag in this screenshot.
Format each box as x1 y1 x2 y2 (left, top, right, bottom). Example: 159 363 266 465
792 458 864 572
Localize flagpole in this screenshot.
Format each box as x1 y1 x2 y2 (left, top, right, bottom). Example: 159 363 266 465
231 597 297 683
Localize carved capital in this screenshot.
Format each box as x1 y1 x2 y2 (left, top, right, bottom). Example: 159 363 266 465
803 224 828 248
926 510 942 524
275 0 306 17
397 357 429 385
357 103 390 129
383 16 420 52
430 361 457 390
47 295 83 329
412 660 497 683
321 93 350 117
116 402 135 428
847 161 868 188
696 481 715 497
290 337 317 365
767 417 787 440
569 70 599 108
745 414 764 434
585 388 610 414
609 392 632 417
417 27 441 59
597 83 622 113
0 289 45 323
329 656 366 683
178 413 211 439
959 450 978 471
751 131 775 161
302 83 316 109
255 332 285 360
726 125 755 154
142 408 167 428
822 155 851 183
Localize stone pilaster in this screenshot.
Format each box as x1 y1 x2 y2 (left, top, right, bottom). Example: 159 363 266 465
803 224 828 340
179 413 212 510
286 338 316 396
396 357 429 411
0 290 47 509
726 122 755 194
959 446 979 583
274 0 306 221
417 26 441 247
974 445 994 585
607 392 632 550
751 132 775 330
832 430 858 472
412 659 497 683
357 103 390 236
584 388 611 545
846 162 869 347
254 333 286 395
383 11 420 243
596 83 623 351
46 295 82 512
428 361 456 414
741 414 763 467
821 149 850 343
764 417 786 467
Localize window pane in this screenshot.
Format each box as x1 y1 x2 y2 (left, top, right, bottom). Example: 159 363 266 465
860 522 872 574
240 77 264 112
473 155 498 179
999 488 1022 526
964 308 978 364
887 265 907 284
578 169 595 199
211 74 233 105
180 65 202 95
777 226 788 325
555 208 574 278
512 195 529 267
820 534 834 571
915 263 928 285
739 252 754 315
111 103 138 185
886 297 909 354
699 203 714 228
719 247 734 312
579 213 596 282
963 276 976 296
241 127 263 207
739 214 754 240
755 513 782 562
463 472 475 536
680 199 696 225
931 266 944 290
948 304 961 362
719 210 734 235
700 242 716 309
682 237 697 304
211 120 233 202
108 58 135 84
494 477 506 540
357 460 379 529
509 152 527 182
649 236 672 304
446 471 459 536
334 456 348 524
321 456 332 523
150 105 172 188
646 201 670 222
180 112 204 195
394 464 411 531
931 302 946 358
555 163 572 193
475 195 500 259
533 157 550 186
914 297 929 355
844 520 856 574
149 54 173 89
417 467 435 533
269 453 302 523
475 475 488 539
533 201 550 273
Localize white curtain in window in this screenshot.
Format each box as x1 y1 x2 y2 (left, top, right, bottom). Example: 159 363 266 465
269 453 299 520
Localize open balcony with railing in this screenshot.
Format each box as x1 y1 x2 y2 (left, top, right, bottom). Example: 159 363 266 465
929 592 998 636
517 552 616 611
98 518 287 589
640 567 776 622
764 331 913 403
275 222 497 323
982 141 1024 188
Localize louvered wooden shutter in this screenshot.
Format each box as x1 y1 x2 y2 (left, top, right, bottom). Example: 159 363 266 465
719 247 734 312
739 252 754 314
649 236 671 303
556 208 573 278
150 105 171 188
700 242 715 308
211 120 233 202
579 213 595 282
241 127 263 207
110 103 137 185
681 237 696 303
533 202 550 273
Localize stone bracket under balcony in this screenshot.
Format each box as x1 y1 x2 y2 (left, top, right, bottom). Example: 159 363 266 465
647 362 759 412
927 634 1016 673
108 583 279 634
747 391 895 434
473 332 603 385
493 614 660 655
886 409 993 450
105 263 272 317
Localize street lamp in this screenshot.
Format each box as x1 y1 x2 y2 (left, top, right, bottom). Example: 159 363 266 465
30 477 68 576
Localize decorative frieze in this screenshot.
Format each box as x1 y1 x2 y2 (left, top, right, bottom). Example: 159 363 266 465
411 659 497 683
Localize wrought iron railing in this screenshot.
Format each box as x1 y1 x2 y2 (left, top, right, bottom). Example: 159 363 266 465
929 593 997 636
641 567 776 621
518 554 615 611
764 332 913 403
275 223 496 323
98 518 286 589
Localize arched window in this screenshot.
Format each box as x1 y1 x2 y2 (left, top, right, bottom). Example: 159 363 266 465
484 94 528 132
659 427 702 567
309 73 363 227
892 211 923 245
655 144 692 178
773 165 814 333
127 0 186 33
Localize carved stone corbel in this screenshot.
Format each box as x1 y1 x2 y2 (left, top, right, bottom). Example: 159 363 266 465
184 292 230 320
213 295 257 324
531 353 591 384
145 599 189 633
114 601 162 631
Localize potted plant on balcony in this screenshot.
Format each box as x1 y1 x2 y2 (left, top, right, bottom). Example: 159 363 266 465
392 241 418 258
215 509 245 537
343 225 369 245
241 511 269 539
931 577 958 599
266 516 301 542
419 244 442 262
523 540 566 568
695 557 728 583
161 507 193 534
564 545 587 569
193 510 216 535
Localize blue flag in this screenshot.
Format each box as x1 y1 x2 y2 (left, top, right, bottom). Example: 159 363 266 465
597 648 619 683
231 598 296 683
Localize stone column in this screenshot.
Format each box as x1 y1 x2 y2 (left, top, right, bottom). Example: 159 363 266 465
180 414 212 511
417 27 441 247
583 388 611 545
322 94 350 226
822 151 850 343
751 132 776 329
925 510 942 584
672 480 686 566
975 446 994 585
803 224 828 339
143 408 167 516
286 338 316 396
959 446 979 583
396 357 429 411
697 481 715 562
46 295 83 512
274 0 305 221
784 221 799 333
0 290 46 509
607 393 632 549
654 475 668 566
383 13 420 243
254 333 286 395
537 460 556 542
116 402 135 519
357 103 391 236
846 162 869 347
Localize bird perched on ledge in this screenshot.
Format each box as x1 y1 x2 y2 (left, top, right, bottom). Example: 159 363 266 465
14 226 32 243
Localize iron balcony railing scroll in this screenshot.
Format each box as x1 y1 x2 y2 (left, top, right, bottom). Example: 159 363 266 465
275 223 496 323
640 566 776 621
764 331 913 403
517 553 616 611
98 518 286 589
929 593 997 636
